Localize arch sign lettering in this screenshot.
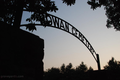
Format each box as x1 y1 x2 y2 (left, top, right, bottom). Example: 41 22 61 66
21 13 101 70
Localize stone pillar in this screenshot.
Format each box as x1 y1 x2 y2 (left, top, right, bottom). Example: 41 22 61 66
0 21 44 80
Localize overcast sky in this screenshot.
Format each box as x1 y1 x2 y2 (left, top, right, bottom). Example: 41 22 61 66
21 0 120 71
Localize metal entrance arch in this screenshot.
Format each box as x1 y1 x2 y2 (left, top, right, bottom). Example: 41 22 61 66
21 13 101 70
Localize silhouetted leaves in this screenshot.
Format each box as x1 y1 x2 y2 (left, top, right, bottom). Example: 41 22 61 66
44 67 61 80
61 64 65 73
62 0 120 31
66 63 72 70
87 0 120 31
26 23 36 32
2 0 120 31
88 66 94 71
43 62 92 80
104 57 120 70
44 58 120 80
0 0 58 31
76 62 88 72
62 0 76 6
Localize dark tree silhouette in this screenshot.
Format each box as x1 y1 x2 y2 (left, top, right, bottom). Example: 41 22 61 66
43 62 93 80
62 0 76 6
76 62 88 72
43 60 120 80
0 0 76 31
44 67 61 80
2 0 120 31
60 63 66 73
87 0 120 31
65 63 74 76
66 63 72 70
0 0 58 31
88 66 94 71
104 57 120 70
60 0 120 31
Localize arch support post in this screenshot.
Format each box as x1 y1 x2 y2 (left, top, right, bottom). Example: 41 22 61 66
96 54 101 70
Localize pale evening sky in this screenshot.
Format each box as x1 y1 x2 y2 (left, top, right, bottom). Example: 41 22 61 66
21 0 120 71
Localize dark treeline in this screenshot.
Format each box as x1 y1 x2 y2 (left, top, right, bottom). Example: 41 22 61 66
43 57 120 80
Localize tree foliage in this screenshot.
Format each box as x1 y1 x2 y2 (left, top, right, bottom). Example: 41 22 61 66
0 0 76 31
62 0 76 6
87 0 120 31
44 67 61 80
1 0 120 31
60 63 66 73
76 62 88 72
0 0 58 31
59 0 120 31
88 66 93 71
64 0 120 31
44 58 120 80
44 62 92 80
104 57 120 70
